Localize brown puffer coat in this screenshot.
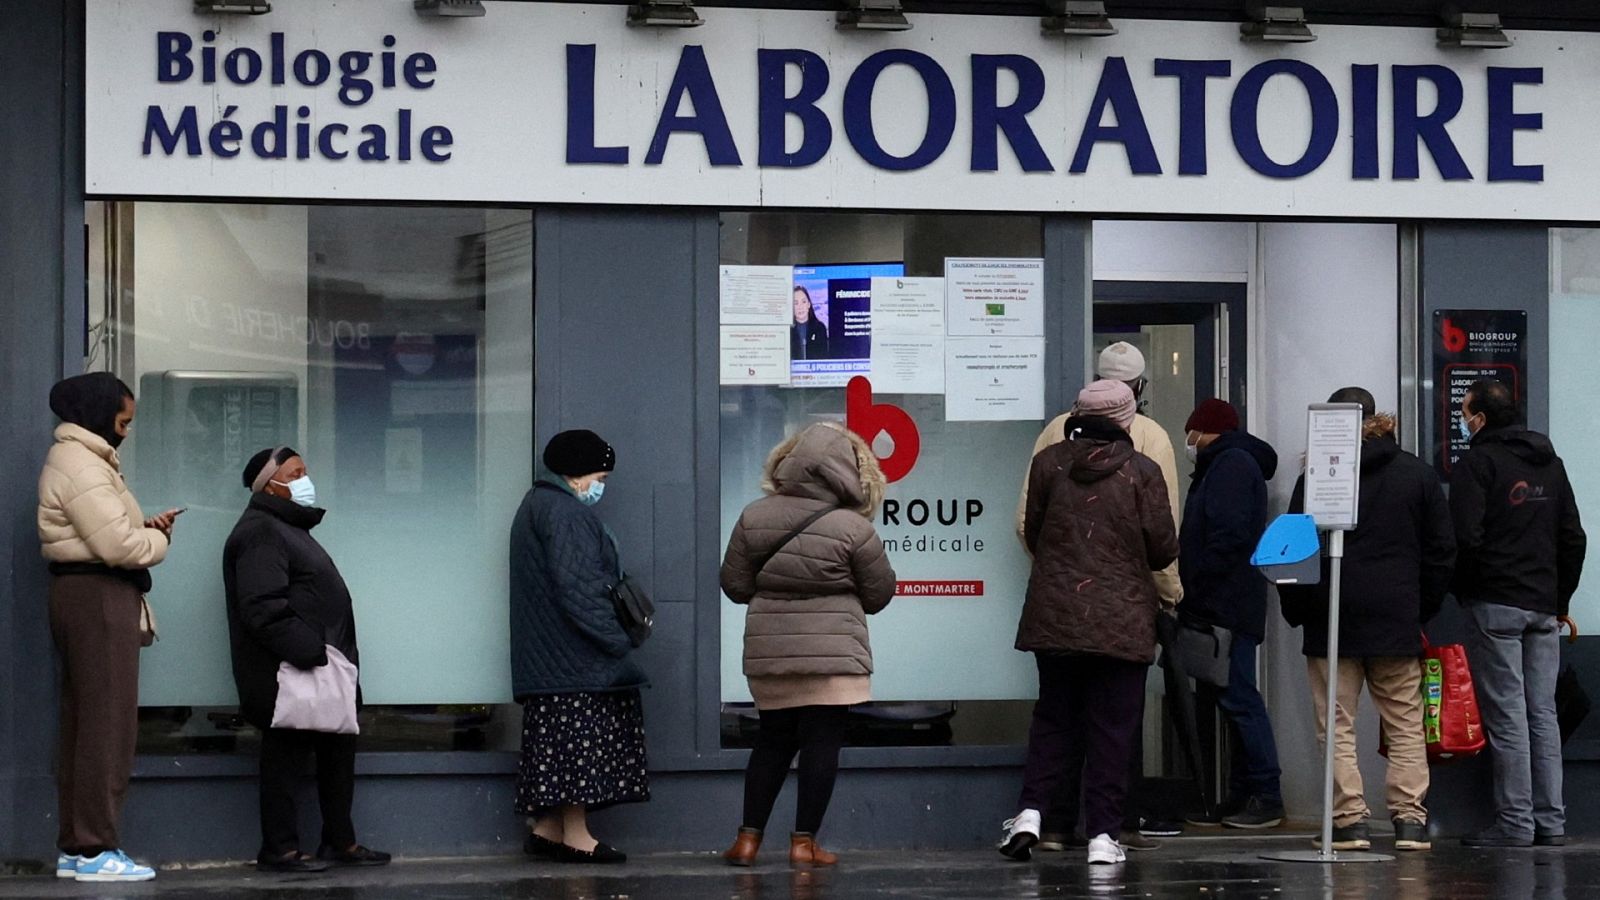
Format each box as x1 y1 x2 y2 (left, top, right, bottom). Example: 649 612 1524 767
1019 417 1179 664
721 423 897 681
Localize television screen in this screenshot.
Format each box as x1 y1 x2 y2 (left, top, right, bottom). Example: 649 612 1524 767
789 262 905 388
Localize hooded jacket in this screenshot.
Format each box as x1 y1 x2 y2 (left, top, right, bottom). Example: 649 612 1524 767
1017 417 1179 664
721 424 897 680
223 492 360 730
1280 435 1456 657
1179 430 1279 641
509 475 646 699
38 423 169 575
1450 426 1587 616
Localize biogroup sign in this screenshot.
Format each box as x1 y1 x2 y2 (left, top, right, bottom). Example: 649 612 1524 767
86 3 1600 220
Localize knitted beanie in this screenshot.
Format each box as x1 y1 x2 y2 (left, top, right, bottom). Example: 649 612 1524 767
1074 379 1137 430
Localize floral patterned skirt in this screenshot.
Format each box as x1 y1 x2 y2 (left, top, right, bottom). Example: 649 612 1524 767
514 690 650 815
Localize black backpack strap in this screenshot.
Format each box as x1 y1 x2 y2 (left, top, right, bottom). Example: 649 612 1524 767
751 506 839 577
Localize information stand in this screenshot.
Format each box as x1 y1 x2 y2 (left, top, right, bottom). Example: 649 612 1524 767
1260 403 1392 864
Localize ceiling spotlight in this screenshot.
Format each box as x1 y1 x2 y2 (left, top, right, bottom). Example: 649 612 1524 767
838 0 912 32
1240 5 1315 43
1438 12 1512 49
414 0 486 17
193 0 270 13
1041 1 1117 37
627 0 704 27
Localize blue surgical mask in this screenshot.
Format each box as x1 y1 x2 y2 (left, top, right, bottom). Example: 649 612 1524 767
579 480 605 506
1458 416 1472 443
275 475 318 508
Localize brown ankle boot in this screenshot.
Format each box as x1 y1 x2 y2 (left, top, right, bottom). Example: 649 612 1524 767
724 827 762 866
789 832 838 866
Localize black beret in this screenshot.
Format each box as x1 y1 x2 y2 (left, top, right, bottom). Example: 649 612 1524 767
542 430 615 477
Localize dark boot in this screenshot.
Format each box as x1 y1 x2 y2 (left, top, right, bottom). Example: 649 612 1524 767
724 828 762 867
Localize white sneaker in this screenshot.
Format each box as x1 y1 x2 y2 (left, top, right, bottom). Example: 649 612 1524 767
998 809 1042 861
74 849 155 882
1087 833 1126 865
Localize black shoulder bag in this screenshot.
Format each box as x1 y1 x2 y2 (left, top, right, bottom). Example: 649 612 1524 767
610 573 654 649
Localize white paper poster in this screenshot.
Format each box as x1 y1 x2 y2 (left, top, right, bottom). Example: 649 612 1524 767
870 336 945 395
870 276 946 336
945 258 1045 337
945 337 1046 421
719 326 790 385
1304 403 1365 530
719 265 795 325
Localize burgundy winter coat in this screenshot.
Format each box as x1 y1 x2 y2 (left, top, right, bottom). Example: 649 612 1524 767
1018 417 1179 664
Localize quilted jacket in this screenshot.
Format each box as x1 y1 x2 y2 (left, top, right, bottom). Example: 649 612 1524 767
509 477 645 698
37 423 168 570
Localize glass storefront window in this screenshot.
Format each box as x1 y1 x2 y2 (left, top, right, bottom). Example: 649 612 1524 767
1550 228 1600 626
717 212 1045 748
86 202 533 752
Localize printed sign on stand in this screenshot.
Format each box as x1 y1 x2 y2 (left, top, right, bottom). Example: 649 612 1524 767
1304 403 1364 531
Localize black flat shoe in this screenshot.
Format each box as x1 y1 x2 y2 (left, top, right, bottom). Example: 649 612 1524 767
315 844 392 866
525 833 563 858
256 853 330 873
556 842 627 864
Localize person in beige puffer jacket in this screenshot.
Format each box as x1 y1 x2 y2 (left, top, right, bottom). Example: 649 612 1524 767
36 373 178 883
719 422 896 868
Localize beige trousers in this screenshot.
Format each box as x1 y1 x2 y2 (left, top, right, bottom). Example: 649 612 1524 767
1306 656 1430 827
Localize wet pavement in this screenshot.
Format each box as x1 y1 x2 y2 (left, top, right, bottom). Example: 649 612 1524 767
0 836 1584 899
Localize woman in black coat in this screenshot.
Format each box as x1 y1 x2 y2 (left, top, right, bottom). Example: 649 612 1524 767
223 447 389 873
1280 387 1456 852
509 430 648 864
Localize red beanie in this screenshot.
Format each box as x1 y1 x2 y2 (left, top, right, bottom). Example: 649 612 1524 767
1185 398 1240 435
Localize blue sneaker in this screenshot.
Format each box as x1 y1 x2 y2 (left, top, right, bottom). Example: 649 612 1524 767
75 849 155 882
55 853 82 879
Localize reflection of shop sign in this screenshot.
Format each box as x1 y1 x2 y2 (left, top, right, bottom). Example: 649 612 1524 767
1434 309 1525 475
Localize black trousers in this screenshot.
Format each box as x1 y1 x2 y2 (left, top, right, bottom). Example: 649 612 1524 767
1042 723 1146 836
258 727 358 860
740 705 849 836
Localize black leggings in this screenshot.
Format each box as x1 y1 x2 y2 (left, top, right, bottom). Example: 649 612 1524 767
740 705 849 835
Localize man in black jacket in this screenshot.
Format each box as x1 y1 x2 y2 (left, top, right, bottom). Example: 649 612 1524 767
1450 381 1587 849
1281 387 1456 853
224 447 390 872
1178 399 1284 829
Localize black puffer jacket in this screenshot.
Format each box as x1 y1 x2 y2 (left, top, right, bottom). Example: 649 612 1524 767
223 493 360 731
1280 436 1456 657
1450 427 1587 616
1019 417 1179 664
1180 430 1279 641
509 478 646 699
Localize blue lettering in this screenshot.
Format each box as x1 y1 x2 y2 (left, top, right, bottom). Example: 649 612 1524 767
1229 60 1337 178
843 50 956 172
1487 67 1543 182
971 54 1053 173
319 123 349 160
1070 57 1160 175
757 49 832 168
157 32 193 83
421 125 453 162
404 53 437 89
1393 65 1471 181
225 47 263 85
251 105 288 159
143 105 201 156
293 49 330 86
565 44 628 165
645 45 742 166
1153 59 1230 176
208 106 242 157
357 124 389 161
1351 64 1380 179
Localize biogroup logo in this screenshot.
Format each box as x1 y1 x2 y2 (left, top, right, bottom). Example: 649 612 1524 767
845 376 919 483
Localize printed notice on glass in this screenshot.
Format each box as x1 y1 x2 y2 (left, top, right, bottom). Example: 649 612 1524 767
1304 403 1364 531
870 276 945 336
870 335 945 394
720 326 790 386
719 265 794 325
945 258 1045 337
945 337 1045 421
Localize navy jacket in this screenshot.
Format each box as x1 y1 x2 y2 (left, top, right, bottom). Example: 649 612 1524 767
1280 436 1456 657
1179 430 1279 641
1450 427 1587 616
223 493 360 731
509 480 646 699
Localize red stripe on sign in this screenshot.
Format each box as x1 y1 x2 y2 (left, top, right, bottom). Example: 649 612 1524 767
895 581 984 597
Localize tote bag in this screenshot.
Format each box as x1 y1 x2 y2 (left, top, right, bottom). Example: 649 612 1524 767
1380 635 1484 762
271 644 360 735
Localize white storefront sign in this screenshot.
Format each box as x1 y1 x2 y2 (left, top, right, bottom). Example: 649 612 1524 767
86 3 1598 220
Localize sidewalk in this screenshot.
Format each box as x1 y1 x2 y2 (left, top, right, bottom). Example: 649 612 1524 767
0 835 1582 899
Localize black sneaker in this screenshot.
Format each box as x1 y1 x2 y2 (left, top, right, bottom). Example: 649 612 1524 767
1393 819 1431 852
1222 795 1285 830
1461 826 1533 848
1139 818 1184 837
1535 833 1567 848
1185 796 1243 827
315 844 391 867
1312 821 1371 851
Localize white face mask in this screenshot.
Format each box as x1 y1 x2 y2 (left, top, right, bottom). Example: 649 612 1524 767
274 475 318 508
1185 442 1199 464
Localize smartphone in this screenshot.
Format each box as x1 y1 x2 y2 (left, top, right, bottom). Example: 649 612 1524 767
174 507 188 515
